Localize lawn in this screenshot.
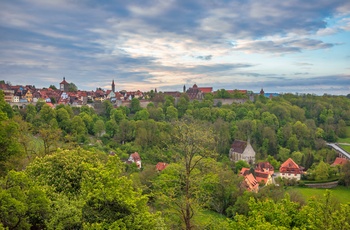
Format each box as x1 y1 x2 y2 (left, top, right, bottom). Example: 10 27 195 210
339 144 350 152
338 126 350 144
289 186 350 204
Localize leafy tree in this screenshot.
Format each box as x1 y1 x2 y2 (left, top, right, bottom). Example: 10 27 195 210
170 120 216 229
0 119 21 175
314 160 330 181
0 171 50 229
110 109 126 123
56 107 71 133
68 82 78 92
134 109 150 121
93 119 105 137
234 160 250 173
38 125 61 155
148 106 165 121
25 104 36 123
166 106 178 121
39 104 56 124
339 161 350 186
0 91 14 120
130 98 141 114
105 119 118 138
118 120 136 144
213 118 231 155
49 85 57 90
102 100 113 119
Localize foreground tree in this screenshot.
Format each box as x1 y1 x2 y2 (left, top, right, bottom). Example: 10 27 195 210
156 120 216 229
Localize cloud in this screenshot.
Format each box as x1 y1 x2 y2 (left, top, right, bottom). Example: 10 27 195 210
0 0 349 95
234 38 334 54
195 55 213 61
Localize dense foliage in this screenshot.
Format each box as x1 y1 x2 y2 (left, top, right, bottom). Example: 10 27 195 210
1 90 350 229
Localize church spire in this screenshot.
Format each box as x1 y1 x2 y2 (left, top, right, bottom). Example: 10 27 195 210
112 79 115 92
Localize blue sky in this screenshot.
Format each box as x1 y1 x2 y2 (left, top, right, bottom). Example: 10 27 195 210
0 0 349 95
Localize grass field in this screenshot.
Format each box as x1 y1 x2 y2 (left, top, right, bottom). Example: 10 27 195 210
289 186 350 204
339 145 350 152
338 126 350 144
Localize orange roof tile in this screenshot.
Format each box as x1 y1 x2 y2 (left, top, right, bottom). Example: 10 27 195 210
280 158 301 174
156 162 169 171
332 157 348 166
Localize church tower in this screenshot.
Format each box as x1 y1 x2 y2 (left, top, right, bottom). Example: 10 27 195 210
60 77 69 92
112 79 115 92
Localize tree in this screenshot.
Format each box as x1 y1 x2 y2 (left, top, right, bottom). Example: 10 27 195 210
170 120 216 229
0 119 21 175
0 171 50 229
134 109 150 121
93 119 105 137
49 85 57 90
38 125 61 155
110 109 126 123
130 98 141 113
56 108 71 133
339 161 350 186
102 100 113 119
234 160 250 173
314 160 330 181
105 119 118 138
68 82 77 92
0 91 14 120
166 106 178 121
213 119 231 155
39 104 56 124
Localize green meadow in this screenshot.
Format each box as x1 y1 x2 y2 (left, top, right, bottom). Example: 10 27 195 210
290 186 350 204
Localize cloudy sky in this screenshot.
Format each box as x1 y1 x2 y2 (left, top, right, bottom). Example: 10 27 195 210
1 0 349 95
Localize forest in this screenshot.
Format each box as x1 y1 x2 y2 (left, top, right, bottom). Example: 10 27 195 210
1 90 350 229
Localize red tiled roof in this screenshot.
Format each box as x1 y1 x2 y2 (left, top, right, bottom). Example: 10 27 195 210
156 162 169 171
46 102 54 108
332 157 348 166
256 162 274 175
198 87 213 93
240 167 250 176
244 173 259 192
60 78 68 84
227 90 247 94
255 171 270 184
280 158 301 174
131 152 141 162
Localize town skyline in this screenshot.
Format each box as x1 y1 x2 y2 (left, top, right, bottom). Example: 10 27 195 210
1 1 349 95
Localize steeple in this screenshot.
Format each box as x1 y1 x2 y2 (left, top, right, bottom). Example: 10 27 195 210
112 79 115 92
183 85 186 93
260 88 265 95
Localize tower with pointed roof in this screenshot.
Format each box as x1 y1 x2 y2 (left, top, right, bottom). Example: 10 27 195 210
112 79 115 92
260 88 265 95
60 77 69 92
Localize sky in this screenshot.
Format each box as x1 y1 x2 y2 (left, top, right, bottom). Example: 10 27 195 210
0 0 350 95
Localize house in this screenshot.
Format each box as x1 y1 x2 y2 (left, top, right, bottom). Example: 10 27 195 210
255 171 273 186
186 84 204 100
331 157 349 166
156 162 169 171
279 158 302 180
255 162 274 176
242 173 259 193
229 140 256 164
240 166 272 187
127 152 142 169
24 90 33 102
